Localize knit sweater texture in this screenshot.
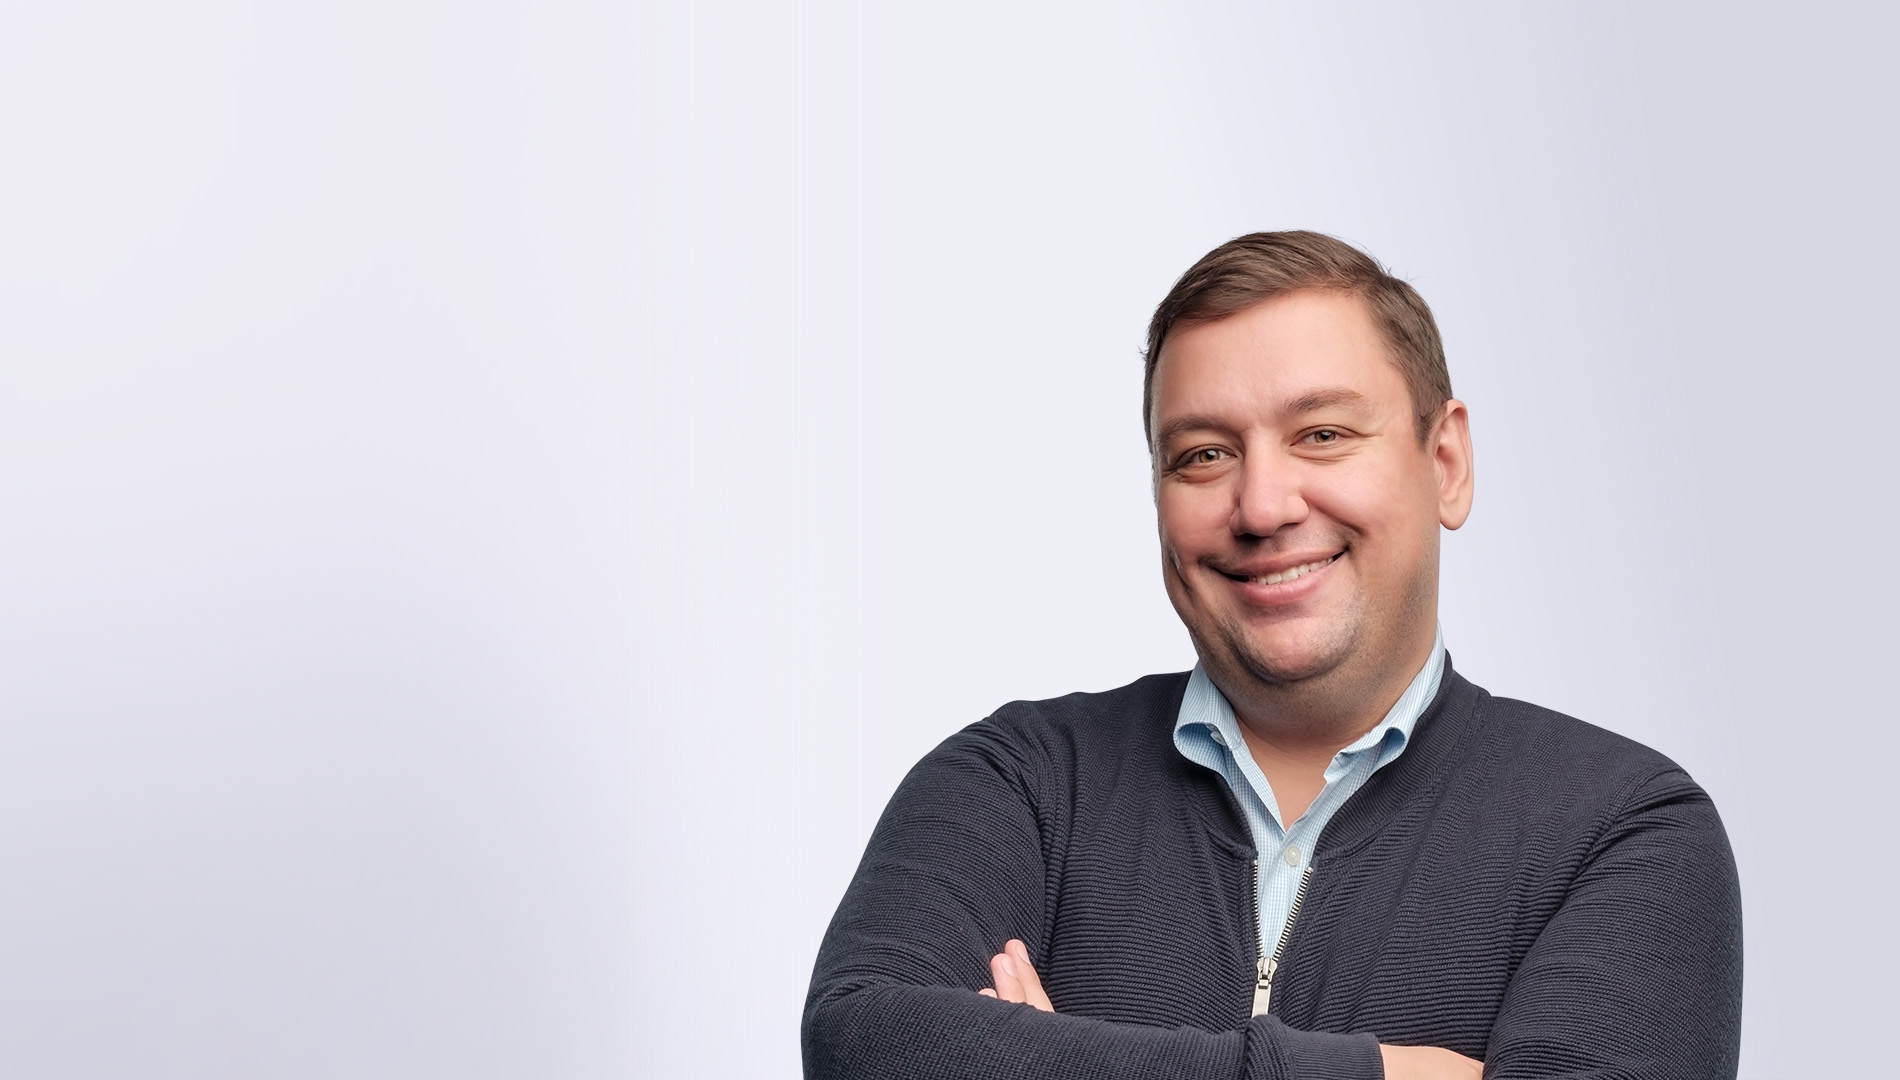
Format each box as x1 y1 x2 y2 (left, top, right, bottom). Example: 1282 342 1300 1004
803 664 1742 1079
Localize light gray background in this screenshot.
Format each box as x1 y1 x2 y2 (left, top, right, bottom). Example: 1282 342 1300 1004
1 1 1891 1077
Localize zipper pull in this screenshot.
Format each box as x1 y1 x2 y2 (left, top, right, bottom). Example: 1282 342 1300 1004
1251 955 1277 1017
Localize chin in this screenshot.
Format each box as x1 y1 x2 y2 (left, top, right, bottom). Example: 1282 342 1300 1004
1233 646 1347 687
1212 623 1356 688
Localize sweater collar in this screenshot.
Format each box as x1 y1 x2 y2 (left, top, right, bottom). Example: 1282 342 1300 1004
1310 656 1485 858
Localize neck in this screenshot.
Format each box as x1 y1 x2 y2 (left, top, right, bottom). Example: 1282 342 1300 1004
1204 629 1436 824
1219 642 1431 751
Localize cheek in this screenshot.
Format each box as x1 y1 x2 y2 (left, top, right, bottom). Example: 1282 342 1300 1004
1312 462 1433 531
1333 489 1441 568
1156 489 1226 558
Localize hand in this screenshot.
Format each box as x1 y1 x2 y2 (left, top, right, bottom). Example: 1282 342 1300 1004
977 938 1053 1012
1379 1043 1483 1080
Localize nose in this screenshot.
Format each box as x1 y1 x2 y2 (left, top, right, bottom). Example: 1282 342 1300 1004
1229 452 1308 539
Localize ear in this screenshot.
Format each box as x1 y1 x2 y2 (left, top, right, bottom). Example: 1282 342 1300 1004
1431 399 1474 530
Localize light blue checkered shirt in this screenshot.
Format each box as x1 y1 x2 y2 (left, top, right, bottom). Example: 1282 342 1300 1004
1172 627 1446 959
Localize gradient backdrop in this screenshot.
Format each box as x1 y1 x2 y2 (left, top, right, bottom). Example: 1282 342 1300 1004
2 2 1892 1077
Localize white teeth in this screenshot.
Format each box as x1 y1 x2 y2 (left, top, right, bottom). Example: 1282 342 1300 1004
1251 556 1335 586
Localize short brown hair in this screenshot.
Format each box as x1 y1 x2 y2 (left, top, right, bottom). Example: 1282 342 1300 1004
1143 231 1452 445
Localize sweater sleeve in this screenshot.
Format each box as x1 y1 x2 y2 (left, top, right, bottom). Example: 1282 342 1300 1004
1481 767 1744 1079
801 721 1383 1080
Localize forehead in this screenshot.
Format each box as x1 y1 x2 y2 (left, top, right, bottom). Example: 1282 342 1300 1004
1151 290 1408 430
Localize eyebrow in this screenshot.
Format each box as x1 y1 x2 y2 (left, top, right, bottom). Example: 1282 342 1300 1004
1285 387 1376 416
1153 413 1231 451
1154 388 1377 449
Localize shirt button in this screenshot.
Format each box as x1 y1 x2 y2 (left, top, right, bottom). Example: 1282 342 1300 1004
1210 732 1226 747
1284 845 1303 866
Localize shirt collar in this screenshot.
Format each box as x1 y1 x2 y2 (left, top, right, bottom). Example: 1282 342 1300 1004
1173 624 1446 777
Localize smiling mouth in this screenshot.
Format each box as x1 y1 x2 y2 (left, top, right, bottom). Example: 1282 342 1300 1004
1222 552 1343 586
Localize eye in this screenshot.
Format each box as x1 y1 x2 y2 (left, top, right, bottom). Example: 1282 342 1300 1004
1172 446 1230 469
1304 429 1342 445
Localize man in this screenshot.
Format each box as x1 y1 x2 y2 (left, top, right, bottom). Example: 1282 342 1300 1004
804 232 1742 1079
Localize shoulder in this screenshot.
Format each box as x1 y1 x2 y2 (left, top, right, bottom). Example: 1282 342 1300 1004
1445 675 1719 826
1466 684 1694 775
912 671 1195 798
982 671 1192 745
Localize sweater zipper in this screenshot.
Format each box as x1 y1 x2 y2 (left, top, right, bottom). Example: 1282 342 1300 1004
1250 862 1316 1017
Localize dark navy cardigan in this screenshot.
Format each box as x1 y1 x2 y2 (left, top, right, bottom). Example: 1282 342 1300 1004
804 664 1742 1079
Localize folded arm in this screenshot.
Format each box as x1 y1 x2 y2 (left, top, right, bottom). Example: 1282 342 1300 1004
803 723 1740 1080
982 938 1478 1080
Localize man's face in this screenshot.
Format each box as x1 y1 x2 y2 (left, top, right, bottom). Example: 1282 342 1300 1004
1150 289 1472 714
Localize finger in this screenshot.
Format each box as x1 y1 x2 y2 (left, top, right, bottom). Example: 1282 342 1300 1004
1379 1044 1484 1080
1442 1048 1482 1079
1005 939 1054 1012
988 951 1027 1003
977 988 997 998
